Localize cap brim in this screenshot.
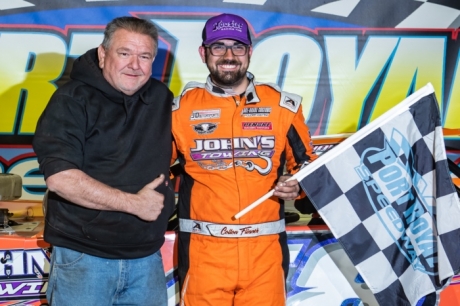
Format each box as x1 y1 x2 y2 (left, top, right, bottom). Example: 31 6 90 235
203 35 251 45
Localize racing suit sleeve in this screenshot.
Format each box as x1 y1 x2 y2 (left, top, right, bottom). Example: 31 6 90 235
170 137 180 181
284 104 317 174
171 137 178 166
283 104 317 200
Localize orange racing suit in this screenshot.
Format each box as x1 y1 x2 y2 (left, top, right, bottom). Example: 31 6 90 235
171 74 316 306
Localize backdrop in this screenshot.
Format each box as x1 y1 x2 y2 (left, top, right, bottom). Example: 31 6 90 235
0 0 459 200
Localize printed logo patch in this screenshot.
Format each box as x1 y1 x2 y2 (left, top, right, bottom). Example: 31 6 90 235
193 123 218 134
190 135 275 175
283 96 297 110
192 222 202 233
190 109 220 120
213 20 243 33
242 122 273 130
241 107 271 117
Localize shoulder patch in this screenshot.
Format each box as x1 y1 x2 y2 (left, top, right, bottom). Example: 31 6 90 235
172 81 205 112
279 91 302 113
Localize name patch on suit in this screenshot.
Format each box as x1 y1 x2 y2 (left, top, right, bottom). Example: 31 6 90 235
242 122 273 130
190 109 221 120
241 107 271 117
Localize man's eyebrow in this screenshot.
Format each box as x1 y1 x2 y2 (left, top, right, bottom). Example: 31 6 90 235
115 47 152 55
116 47 131 52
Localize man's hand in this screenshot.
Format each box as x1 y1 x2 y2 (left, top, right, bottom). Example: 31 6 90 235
130 174 167 221
274 175 299 201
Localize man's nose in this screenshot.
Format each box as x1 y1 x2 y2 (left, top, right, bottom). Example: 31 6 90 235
223 47 235 59
128 55 140 69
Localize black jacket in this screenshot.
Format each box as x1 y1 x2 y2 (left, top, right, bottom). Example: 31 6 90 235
33 48 175 259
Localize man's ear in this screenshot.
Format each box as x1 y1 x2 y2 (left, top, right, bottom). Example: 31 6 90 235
97 45 106 69
199 46 206 63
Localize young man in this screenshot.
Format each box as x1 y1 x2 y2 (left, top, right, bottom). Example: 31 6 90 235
33 17 174 305
172 13 317 305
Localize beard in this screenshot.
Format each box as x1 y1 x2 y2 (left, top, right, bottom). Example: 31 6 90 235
207 58 248 88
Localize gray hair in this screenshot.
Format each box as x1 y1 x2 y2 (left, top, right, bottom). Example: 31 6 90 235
101 16 159 55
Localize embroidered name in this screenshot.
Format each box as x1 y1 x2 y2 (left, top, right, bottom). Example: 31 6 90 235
242 122 272 130
213 20 243 32
241 107 271 117
220 226 260 236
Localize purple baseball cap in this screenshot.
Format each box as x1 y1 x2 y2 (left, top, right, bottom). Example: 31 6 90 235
202 13 252 45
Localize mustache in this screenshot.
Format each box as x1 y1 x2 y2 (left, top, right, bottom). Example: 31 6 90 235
216 59 240 66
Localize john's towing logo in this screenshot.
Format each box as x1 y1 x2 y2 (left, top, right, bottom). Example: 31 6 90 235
354 129 437 275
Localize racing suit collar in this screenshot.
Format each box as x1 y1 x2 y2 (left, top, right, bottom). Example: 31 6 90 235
205 72 260 104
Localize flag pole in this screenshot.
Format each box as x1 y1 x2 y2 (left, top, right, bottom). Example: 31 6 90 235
233 175 299 220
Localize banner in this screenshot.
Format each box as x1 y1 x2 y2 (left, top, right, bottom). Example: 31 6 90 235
0 2 459 199
298 83 460 305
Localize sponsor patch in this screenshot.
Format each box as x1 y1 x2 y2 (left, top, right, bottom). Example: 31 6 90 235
242 122 272 130
279 92 301 112
190 135 275 175
192 222 202 233
241 107 271 117
190 109 220 120
283 96 296 110
193 122 218 134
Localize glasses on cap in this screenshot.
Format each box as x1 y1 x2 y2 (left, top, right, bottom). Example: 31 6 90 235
206 43 249 56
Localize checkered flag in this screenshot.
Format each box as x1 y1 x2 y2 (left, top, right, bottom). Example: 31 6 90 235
297 83 460 306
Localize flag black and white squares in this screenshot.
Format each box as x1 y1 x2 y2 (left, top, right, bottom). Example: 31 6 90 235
296 83 460 306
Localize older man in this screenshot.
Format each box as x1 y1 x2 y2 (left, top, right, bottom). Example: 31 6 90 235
172 13 317 306
33 16 174 305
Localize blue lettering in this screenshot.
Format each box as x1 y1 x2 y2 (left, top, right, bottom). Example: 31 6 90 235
355 164 371 181
385 206 404 232
387 177 410 196
365 179 381 194
367 143 397 166
401 230 415 251
410 216 429 234
403 199 424 224
379 164 402 182
396 190 414 205
377 194 390 209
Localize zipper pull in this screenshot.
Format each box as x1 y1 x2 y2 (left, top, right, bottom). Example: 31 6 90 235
232 96 240 106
